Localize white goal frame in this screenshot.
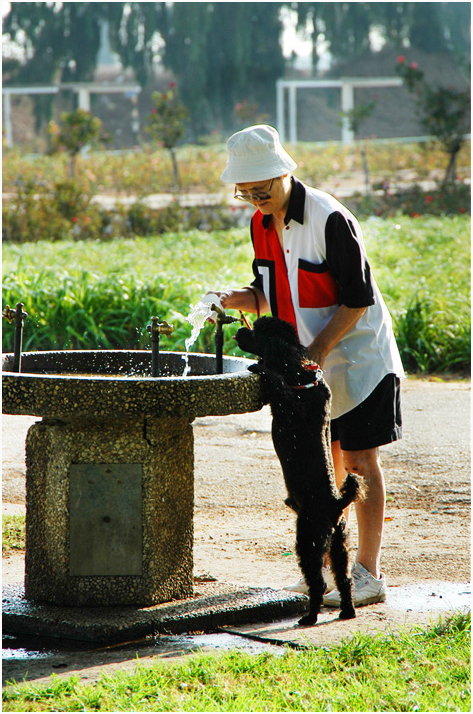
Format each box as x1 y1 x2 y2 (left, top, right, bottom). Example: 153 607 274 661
276 77 403 144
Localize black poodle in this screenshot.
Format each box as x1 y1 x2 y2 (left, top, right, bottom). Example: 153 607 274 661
235 316 364 626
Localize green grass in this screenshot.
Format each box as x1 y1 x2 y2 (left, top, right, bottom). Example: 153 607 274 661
2 612 470 712
2 228 254 355
2 215 470 372
2 514 25 552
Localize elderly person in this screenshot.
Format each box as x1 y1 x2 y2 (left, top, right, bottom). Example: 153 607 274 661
210 124 404 606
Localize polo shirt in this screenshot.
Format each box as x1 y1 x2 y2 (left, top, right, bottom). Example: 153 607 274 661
250 177 404 418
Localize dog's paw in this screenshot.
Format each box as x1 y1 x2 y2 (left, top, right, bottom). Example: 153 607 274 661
248 363 263 374
339 607 356 620
298 612 318 627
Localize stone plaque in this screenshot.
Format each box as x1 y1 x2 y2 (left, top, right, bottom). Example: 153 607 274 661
69 463 142 576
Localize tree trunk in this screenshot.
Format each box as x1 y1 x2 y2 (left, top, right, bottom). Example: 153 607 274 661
361 143 371 194
169 147 180 189
443 149 458 186
69 153 76 178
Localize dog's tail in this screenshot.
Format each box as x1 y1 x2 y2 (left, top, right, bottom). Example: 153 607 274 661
336 472 365 515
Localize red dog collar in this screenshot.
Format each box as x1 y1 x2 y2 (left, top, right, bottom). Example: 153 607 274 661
290 363 323 390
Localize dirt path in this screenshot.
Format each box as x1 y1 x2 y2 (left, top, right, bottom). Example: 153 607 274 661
3 377 470 588
191 377 471 589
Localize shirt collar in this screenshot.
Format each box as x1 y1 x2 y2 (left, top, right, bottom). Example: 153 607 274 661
262 176 306 228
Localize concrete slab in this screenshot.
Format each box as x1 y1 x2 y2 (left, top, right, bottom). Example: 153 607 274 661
2 582 307 644
222 581 471 649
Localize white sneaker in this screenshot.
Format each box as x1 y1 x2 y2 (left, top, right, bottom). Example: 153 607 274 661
283 567 335 595
323 562 387 607
283 576 309 595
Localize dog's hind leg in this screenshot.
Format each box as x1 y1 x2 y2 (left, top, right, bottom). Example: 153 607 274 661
295 510 328 626
330 517 356 620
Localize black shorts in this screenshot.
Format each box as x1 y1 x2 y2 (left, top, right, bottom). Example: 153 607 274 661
331 373 402 451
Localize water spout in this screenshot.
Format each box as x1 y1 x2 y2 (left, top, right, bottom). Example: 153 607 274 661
212 304 240 374
2 302 27 373
146 317 174 377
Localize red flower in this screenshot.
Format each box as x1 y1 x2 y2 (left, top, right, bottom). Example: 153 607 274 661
72 216 78 223
459 207 466 213
169 82 176 88
411 212 421 218
397 55 406 64
410 62 419 69
424 195 433 204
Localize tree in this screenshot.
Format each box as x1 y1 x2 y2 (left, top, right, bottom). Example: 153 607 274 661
293 2 470 70
339 100 377 193
3 2 114 128
3 2 470 141
157 2 286 138
145 83 189 187
396 57 470 184
48 108 109 177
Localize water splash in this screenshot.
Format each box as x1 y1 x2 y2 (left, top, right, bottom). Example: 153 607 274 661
183 300 213 376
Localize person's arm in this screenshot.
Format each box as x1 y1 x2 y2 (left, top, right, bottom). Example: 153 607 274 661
208 287 270 314
307 304 367 367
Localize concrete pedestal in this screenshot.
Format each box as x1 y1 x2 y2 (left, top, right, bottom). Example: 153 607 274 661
25 416 194 607
3 350 263 608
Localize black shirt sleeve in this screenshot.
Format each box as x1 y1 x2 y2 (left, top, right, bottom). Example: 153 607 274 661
325 211 375 308
249 217 264 291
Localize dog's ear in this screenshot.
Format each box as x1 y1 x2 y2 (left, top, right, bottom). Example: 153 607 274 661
257 332 288 367
253 317 302 350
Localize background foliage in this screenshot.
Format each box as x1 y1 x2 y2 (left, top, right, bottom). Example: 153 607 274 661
2 139 470 245
2 215 470 374
3 2 470 139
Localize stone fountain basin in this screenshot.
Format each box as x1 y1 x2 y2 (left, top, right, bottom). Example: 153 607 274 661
2 350 263 420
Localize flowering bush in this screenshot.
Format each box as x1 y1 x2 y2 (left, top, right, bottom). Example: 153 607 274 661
396 57 470 185
145 84 189 187
348 182 470 219
234 99 269 126
2 179 245 243
48 109 110 177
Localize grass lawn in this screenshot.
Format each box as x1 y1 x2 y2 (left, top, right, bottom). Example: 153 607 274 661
2 612 470 712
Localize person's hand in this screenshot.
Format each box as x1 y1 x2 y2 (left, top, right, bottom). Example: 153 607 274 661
206 290 233 309
306 340 327 368
204 291 232 323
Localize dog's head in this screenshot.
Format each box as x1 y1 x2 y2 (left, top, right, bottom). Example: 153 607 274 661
235 316 306 373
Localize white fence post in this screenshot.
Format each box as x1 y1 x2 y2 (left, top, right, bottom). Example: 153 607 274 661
3 91 12 148
340 81 355 145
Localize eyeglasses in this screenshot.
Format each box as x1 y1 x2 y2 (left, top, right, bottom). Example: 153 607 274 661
234 178 275 203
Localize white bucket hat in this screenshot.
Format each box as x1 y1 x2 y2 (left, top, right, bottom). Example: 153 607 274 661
220 124 297 183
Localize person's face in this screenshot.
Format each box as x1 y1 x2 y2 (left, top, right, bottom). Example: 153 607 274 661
234 175 289 215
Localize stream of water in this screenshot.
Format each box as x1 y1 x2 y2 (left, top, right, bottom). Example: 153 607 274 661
183 296 219 376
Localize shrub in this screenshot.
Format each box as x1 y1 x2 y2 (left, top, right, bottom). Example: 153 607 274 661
396 57 470 185
145 84 189 187
48 108 111 177
2 180 249 243
348 182 470 218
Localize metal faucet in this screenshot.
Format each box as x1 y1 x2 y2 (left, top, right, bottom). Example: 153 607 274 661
211 303 241 374
146 317 174 377
3 302 28 373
